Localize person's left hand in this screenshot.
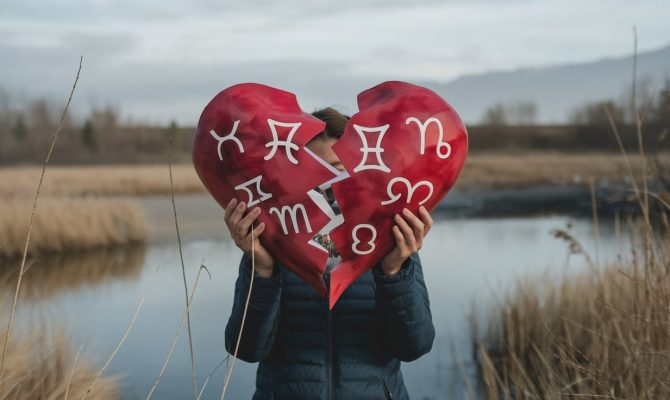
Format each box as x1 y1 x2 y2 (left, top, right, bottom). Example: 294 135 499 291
380 206 433 276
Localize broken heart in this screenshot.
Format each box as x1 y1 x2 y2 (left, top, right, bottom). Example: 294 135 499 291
192 81 468 308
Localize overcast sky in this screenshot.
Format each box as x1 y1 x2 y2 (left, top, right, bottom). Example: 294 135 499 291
1 0 669 124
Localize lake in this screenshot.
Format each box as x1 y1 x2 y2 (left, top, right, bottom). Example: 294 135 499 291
2 211 633 399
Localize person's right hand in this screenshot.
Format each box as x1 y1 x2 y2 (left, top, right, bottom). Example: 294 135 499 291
224 198 275 278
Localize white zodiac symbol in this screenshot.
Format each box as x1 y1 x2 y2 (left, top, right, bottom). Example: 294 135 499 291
352 224 377 255
405 116 451 159
380 177 434 206
209 120 244 161
352 124 391 173
234 175 272 207
265 119 301 164
269 203 313 235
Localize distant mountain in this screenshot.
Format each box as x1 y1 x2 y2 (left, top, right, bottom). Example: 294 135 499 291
420 44 670 124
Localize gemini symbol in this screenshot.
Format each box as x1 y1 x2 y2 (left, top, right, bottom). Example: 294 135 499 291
352 124 391 173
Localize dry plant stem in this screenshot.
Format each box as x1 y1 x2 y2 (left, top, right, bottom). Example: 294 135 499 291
450 339 475 399
81 296 146 400
168 132 199 399
220 223 256 400
590 179 602 268
147 261 208 400
631 28 650 225
64 345 84 400
197 356 229 400
630 28 654 282
0 56 83 386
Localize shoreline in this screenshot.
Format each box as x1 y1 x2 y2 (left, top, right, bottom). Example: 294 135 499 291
136 181 655 245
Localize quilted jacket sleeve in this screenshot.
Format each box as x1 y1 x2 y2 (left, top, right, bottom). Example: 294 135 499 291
372 252 436 362
225 253 282 363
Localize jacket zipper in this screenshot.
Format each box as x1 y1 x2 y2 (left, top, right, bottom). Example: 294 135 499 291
326 272 333 400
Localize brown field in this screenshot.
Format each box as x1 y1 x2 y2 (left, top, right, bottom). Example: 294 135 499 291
0 152 666 198
0 164 205 198
457 151 667 189
472 214 670 398
0 198 147 259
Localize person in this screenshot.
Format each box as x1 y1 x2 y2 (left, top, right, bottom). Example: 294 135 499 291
223 107 435 400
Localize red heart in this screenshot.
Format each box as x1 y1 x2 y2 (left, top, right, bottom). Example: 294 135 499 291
192 81 468 308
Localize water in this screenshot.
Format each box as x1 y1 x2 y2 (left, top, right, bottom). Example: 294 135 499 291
2 214 633 399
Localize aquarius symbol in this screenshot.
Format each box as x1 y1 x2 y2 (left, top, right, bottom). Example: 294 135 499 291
352 224 377 255
265 119 301 164
406 117 451 159
380 177 434 206
269 203 313 235
234 175 272 207
210 120 244 161
352 124 391 173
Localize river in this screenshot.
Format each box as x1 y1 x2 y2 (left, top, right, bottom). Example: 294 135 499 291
2 195 634 399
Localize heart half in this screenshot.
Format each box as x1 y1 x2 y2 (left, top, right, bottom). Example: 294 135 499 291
328 81 468 308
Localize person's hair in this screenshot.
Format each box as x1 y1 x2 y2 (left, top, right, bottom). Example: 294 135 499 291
310 107 350 141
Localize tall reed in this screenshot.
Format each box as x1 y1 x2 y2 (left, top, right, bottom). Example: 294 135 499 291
470 32 670 400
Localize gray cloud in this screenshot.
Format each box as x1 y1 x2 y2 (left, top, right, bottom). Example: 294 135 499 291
1 0 668 125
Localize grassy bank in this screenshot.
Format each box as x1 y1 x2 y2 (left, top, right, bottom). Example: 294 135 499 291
459 151 664 189
0 198 147 259
472 212 670 398
0 325 118 399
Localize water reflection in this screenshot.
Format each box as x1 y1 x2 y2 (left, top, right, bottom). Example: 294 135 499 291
2 216 634 399
0 244 145 302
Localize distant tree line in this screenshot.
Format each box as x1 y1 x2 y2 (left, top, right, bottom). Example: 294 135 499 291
474 80 670 152
1 80 669 165
0 88 192 164
480 102 538 126
479 79 670 129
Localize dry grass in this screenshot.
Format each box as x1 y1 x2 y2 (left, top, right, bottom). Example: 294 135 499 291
0 326 118 400
470 38 670 397
471 48 670 397
0 164 204 198
0 152 666 198
0 198 147 259
471 218 670 399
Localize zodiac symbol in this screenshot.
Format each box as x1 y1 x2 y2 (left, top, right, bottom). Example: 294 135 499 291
269 203 313 235
406 117 451 159
352 124 391 173
380 177 434 206
209 120 244 161
352 224 377 255
265 119 301 164
234 175 272 207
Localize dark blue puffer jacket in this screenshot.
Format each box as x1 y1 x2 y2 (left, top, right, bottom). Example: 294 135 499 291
225 252 435 399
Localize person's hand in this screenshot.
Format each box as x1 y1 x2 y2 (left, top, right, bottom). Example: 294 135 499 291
379 206 433 276
224 198 274 278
